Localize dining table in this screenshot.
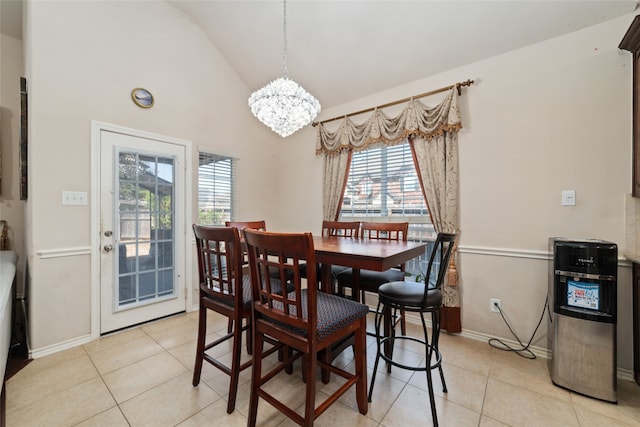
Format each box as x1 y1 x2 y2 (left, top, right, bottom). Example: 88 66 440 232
312 235 427 296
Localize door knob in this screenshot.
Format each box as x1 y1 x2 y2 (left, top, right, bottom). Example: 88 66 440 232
104 230 113 237
103 244 113 252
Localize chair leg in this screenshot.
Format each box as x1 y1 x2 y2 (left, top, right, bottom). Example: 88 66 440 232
226 315 243 414
303 350 317 426
192 304 206 386
248 328 264 427
421 312 439 427
245 318 253 355
432 309 447 393
354 316 368 414
368 301 384 402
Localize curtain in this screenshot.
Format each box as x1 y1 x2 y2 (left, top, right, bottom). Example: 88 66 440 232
316 89 461 155
410 132 461 332
317 88 463 332
322 150 351 220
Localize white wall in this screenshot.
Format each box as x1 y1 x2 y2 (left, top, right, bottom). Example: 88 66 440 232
280 13 636 371
23 0 282 352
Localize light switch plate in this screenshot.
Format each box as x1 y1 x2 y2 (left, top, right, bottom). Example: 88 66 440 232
62 191 87 205
561 190 576 206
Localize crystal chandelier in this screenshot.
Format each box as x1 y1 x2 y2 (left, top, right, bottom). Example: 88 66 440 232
248 0 321 137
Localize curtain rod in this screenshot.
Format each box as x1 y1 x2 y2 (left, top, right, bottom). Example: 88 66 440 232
312 79 474 127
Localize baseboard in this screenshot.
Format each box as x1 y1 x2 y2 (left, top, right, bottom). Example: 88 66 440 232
401 311 636 381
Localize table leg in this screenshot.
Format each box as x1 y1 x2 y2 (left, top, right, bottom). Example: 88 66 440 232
320 263 332 293
352 268 361 302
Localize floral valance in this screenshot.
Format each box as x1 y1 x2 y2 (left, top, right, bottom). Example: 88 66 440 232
316 88 461 155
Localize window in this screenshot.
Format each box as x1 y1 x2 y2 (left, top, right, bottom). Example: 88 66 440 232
198 152 235 225
339 141 434 278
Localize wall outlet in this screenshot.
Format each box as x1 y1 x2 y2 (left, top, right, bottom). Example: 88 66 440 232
490 298 501 313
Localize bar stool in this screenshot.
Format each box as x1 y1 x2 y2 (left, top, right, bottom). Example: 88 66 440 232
368 232 456 427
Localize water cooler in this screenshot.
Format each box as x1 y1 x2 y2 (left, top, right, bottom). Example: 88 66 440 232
548 238 617 403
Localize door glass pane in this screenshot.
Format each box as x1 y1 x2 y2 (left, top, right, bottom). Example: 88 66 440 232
116 151 175 308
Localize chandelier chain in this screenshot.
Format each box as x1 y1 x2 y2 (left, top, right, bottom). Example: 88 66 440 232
283 0 288 78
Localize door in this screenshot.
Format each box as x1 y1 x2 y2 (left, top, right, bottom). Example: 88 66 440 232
99 130 186 333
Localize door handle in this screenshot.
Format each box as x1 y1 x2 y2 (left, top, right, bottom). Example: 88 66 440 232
103 244 113 253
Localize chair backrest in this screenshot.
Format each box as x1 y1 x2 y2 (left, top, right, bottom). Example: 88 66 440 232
360 222 409 271
225 220 266 231
193 224 244 307
360 221 408 242
243 229 318 335
422 232 457 305
321 220 360 238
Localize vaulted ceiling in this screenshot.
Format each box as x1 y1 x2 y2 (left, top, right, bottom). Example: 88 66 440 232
2 1 638 109
169 0 638 108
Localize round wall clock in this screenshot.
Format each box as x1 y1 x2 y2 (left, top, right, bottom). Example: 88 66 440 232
131 88 154 108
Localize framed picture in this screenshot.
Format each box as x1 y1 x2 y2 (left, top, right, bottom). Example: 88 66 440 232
131 88 154 108
20 77 28 200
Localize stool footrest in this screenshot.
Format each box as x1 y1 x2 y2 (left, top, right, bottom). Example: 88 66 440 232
378 335 443 372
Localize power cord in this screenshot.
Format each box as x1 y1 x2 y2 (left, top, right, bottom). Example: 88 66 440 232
488 294 548 359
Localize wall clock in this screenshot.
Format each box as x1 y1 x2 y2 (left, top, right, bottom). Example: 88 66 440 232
131 88 154 108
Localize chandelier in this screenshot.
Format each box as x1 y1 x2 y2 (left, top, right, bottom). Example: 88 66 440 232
248 0 321 137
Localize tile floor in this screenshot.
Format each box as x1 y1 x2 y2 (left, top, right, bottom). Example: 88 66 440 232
5 311 640 426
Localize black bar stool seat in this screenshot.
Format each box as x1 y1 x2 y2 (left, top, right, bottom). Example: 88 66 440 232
368 232 457 427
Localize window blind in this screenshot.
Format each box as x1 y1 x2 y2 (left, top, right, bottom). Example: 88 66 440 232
198 152 235 225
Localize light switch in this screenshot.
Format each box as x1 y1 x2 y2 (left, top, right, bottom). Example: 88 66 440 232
561 190 576 206
62 191 87 205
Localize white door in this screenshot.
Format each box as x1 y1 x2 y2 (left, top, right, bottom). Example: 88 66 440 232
99 130 186 333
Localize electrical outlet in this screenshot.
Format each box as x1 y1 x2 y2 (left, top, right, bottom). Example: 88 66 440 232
490 298 501 313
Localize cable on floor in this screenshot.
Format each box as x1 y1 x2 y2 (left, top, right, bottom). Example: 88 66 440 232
487 294 548 359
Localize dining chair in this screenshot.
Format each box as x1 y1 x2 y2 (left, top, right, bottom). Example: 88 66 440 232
336 221 409 332
224 220 266 231
368 232 456 427
223 220 267 333
300 220 360 292
192 224 283 414
192 225 251 414
243 228 369 427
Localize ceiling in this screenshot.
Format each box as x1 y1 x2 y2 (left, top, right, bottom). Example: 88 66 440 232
2 1 638 109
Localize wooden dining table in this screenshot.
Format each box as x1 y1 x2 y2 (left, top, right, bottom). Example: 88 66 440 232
312 235 427 295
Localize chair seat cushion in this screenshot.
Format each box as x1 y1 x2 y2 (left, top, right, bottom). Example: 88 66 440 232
267 290 369 340
336 268 405 292
378 280 442 309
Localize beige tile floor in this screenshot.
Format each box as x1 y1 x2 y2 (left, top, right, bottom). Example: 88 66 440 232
6 311 640 426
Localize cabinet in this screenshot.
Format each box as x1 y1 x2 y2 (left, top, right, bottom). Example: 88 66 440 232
620 15 640 196
620 15 640 386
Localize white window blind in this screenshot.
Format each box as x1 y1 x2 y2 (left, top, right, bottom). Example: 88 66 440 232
198 152 235 225
340 142 431 221
339 141 434 277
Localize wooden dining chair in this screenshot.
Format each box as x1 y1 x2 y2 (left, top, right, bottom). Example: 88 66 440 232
224 220 266 231
223 220 266 333
243 228 369 427
300 220 360 291
368 232 457 427
191 225 251 414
